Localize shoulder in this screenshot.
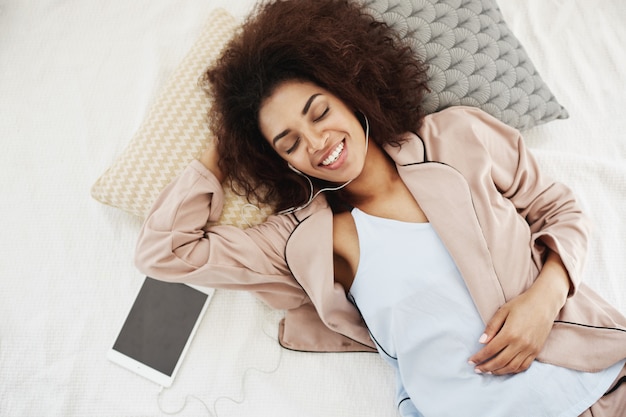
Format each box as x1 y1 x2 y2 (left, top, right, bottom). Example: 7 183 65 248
417 106 522 160
387 107 501 165
421 105 506 129
420 106 519 144
271 194 333 248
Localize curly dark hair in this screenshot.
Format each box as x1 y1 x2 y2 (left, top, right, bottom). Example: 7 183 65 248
202 0 429 212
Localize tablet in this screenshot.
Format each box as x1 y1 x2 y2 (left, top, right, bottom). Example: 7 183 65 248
107 276 214 387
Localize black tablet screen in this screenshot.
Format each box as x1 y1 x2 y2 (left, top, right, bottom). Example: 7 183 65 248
112 277 208 376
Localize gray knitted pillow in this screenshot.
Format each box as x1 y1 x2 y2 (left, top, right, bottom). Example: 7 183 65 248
362 0 568 130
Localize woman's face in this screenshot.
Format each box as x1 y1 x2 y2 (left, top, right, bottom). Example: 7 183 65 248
258 80 367 184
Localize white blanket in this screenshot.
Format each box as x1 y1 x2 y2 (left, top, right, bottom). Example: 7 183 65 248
1 1 624 416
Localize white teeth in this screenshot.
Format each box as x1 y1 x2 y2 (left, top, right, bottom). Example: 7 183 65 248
321 141 344 166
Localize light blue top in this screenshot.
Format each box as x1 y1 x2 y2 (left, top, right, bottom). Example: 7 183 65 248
348 208 623 417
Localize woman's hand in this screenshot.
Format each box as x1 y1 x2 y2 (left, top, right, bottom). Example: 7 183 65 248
468 251 571 375
198 141 224 183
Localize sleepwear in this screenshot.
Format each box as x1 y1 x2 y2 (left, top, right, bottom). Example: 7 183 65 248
136 106 626 371
348 208 624 417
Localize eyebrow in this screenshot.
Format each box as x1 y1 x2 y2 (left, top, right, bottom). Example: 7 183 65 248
272 93 322 146
302 93 321 116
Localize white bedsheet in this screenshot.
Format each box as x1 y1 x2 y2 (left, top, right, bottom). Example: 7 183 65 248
1 1 624 416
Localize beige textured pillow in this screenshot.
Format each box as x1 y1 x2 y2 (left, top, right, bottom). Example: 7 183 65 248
90 8 273 228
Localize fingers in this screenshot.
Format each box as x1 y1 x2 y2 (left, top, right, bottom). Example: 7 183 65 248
468 306 542 375
468 308 507 365
472 344 535 375
469 327 541 375
480 306 508 344
468 288 559 376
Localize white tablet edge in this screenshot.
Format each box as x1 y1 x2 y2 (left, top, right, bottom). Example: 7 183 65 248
107 280 215 387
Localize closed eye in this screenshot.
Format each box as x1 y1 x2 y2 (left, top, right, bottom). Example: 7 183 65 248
286 137 301 154
314 107 329 122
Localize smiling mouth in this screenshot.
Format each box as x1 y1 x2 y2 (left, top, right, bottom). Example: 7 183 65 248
320 140 345 166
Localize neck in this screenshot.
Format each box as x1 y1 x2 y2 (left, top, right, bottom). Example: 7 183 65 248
339 141 401 206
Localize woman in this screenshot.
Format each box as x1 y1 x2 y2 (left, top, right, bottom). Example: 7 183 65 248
135 0 626 415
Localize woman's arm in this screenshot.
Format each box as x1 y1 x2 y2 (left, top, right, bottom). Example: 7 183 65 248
486 112 590 296
134 150 306 311
455 108 590 374
469 251 571 374
198 143 224 182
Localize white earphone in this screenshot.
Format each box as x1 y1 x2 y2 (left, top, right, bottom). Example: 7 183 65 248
287 162 302 174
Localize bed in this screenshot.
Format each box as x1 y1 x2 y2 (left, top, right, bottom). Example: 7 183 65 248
1 0 625 416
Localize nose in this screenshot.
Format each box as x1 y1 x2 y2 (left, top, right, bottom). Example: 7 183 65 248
304 129 329 153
